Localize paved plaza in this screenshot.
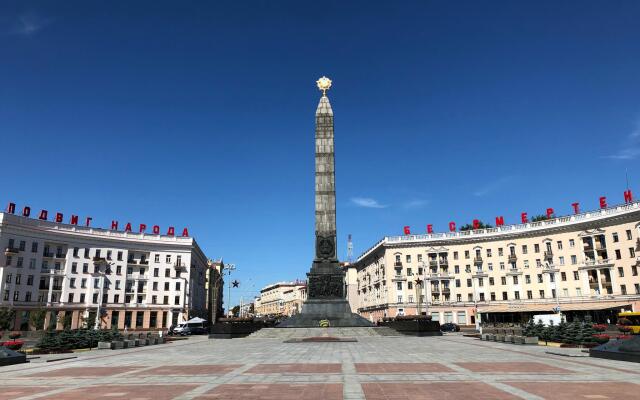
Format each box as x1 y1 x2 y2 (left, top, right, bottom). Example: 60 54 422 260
1 333 640 400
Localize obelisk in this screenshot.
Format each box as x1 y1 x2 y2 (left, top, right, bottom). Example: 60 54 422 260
278 77 372 328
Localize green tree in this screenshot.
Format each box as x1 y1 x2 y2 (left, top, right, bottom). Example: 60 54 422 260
531 214 550 222
29 308 47 331
231 306 240 317
0 307 16 331
459 221 494 231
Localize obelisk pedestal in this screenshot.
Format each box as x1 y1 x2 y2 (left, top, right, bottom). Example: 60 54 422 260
278 77 372 328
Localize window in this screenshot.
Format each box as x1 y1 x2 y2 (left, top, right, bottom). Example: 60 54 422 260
489 277 494 285
117 251 123 261
559 256 565 265
562 288 569 297
613 232 619 242
153 282 158 291
537 274 543 283
576 287 582 296
513 276 518 285
396 282 402 290
84 248 90 258
478 278 484 287
114 294 120 303
618 267 625 277
164 282 170 291
490 292 496 301
397 295 403 303
557 241 563 250
115 280 121 290
561 272 567 281
6 256 12 266
626 230 633 240
83 263 88 273
453 251 459 260
163 296 169 304
16 257 23 268
457 294 462 302
630 248 636 258
406 255 411 263
514 291 520 300
408 282 413 290
527 290 533 299
153 268 159 277
27 275 33 285
635 284 640 294
107 250 112 260
522 245 528 254
92 293 99 303
615 249 622 260
486 249 492 257
524 260 529 268
165 269 170 277
525 275 531 284
455 279 461 288
407 268 412 276
408 295 414 303
464 250 470 259
417 254 422 262
498 248 504 256
454 265 460 273
116 265 122 275
571 255 577 264
549 273 555 283
465 265 471 273
29 258 35 269
479 293 485 301
499 262 505 270
502 292 508 300
70 278 76 288
5 274 12 283
79 293 86 303
466 279 472 287
488 263 493 271
166 255 172 263
621 285 627 295
534 244 540 253
468 294 473 302
501 276 507 285
81 278 87 288
539 290 545 298
633 265 638 276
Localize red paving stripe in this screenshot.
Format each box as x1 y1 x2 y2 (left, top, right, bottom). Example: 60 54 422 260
439 337 640 376
362 382 520 400
506 381 640 400
244 363 342 374
26 366 141 377
355 363 454 373
0 387 56 400
195 383 343 400
134 364 242 376
455 361 572 374
38 384 198 400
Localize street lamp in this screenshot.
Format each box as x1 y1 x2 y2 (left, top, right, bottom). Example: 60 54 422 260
93 259 114 330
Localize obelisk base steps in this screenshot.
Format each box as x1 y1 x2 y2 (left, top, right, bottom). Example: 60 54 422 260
277 298 374 328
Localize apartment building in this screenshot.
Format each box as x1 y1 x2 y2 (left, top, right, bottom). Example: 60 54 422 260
350 201 640 326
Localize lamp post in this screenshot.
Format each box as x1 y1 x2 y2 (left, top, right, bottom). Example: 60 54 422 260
93 260 114 330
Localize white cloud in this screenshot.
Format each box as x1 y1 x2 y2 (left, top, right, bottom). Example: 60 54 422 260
403 199 429 209
9 14 51 36
473 176 512 197
350 197 387 209
603 119 640 160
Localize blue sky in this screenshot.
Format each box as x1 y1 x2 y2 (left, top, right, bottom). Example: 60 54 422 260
1 1 639 308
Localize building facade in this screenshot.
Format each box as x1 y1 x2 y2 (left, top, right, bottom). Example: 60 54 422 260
254 281 307 317
350 201 640 326
0 212 208 331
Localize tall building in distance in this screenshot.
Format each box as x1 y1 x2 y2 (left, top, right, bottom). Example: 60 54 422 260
349 200 640 325
0 212 209 331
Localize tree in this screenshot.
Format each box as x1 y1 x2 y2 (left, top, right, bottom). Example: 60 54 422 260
231 306 240 317
29 308 47 331
0 307 16 331
531 215 550 222
459 221 494 231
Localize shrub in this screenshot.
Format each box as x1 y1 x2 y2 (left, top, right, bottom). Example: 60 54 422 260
618 325 632 333
36 328 123 352
1 340 24 351
592 334 610 344
592 324 607 332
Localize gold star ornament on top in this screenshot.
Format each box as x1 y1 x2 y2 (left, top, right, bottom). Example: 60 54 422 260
316 76 332 95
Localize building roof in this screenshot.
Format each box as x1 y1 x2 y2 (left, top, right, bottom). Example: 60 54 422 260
355 201 640 263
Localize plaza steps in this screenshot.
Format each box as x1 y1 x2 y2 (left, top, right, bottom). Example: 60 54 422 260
246 326 399 339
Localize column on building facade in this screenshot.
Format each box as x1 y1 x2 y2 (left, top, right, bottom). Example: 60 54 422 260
608 267 617 295
47 274 54 304
71 310 81 329
142 310 151 329
579 269 590 296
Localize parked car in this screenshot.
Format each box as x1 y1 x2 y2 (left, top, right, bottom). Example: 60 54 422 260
172 324 191 336
440 323 460 332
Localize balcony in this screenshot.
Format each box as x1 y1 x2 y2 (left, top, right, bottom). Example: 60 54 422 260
473 256 483 265
139 260 149 265
55 253 66 259
174 262 187 271
93 257 107 263
429 260 438 267
441 287 451 294
507 268 523 276
439 258 448 266
544 251 553 260
41 268 65 276
43 252 54 258
127 259 138 265
580 259 614 270
4 247 19 255
394 261 403 267
508 254 517 263
392 274 406 281
472 270 488 278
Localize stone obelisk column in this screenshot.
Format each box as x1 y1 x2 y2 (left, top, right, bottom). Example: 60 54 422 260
278 77 372 328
